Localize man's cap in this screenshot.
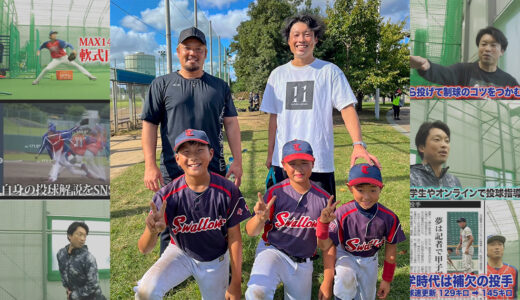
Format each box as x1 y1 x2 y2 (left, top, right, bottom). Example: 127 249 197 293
487 235 506 244
178 27 206 45
49 30 58 36
348 163 383 188
282 139 314 163
174 129 210 152
456 217 467 223
48 123 56 132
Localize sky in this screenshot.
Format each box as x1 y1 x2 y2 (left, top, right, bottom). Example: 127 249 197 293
110 0 410 78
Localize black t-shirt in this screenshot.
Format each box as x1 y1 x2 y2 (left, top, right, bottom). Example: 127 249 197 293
419 61 519 88
141 71 237 180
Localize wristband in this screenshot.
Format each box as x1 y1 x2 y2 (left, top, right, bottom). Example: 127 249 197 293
382 260 396 282
316 218 330 240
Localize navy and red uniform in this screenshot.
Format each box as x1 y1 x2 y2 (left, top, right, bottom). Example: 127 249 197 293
245 179 330 300
135 172 251 299
155 172 251 261
487 263 518 299
39 39 72 58
328 200 406 299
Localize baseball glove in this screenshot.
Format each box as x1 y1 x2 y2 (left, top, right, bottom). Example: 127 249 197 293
68 52 76 61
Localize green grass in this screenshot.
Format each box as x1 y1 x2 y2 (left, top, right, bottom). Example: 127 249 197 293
0 69 110 99
110 104 410 299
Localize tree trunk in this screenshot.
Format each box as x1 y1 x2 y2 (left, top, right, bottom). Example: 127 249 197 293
356 92 363 112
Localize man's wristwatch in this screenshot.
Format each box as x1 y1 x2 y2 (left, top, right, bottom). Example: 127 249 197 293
352 141 367 149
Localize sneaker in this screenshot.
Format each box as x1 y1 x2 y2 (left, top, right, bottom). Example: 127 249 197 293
32 80 39 85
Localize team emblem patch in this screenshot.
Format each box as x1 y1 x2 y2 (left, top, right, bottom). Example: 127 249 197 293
293 143 302 151
185 129 194 136
361 165 369 174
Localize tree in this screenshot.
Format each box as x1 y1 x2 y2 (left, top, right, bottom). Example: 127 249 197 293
230 0 301 93
326 0 408 111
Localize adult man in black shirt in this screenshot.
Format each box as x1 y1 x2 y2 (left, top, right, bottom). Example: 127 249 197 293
411 26 519 89
141 27 243 254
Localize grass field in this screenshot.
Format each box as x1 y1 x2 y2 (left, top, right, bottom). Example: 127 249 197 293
110 103 410 299
0 69 110 99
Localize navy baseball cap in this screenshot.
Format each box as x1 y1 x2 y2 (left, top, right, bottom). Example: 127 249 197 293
178 27 206 45
282 139 315 163
48 123 56 132
348 163 383 188
456 217 467 223
487 235 506 244
49 30 58 36
174 129 210 152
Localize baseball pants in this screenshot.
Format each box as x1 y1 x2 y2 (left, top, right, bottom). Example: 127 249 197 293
134 243 229 300
34 56 94 83
334 247 378 300
462 247 474 273
245 241 313 300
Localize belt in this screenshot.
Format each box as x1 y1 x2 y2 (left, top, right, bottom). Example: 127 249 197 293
265 242 319 263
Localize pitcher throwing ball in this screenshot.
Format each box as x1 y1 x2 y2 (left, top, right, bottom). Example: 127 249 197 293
32 30 96 85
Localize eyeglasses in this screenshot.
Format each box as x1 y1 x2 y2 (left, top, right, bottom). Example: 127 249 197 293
180 46 205 54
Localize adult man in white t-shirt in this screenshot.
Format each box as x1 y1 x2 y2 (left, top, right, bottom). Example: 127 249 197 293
261 14 380 197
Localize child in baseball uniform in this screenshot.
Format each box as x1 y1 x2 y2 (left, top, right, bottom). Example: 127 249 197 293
134 129 251 300
245 139 335 300
316 163 406 300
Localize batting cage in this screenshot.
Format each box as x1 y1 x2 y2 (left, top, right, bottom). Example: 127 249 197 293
0 200 110 300
410 0 464 86
410 0 520 87
411 100 520 189
485 201 520 270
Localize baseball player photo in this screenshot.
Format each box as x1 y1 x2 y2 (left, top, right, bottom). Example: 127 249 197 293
134 129 251 300
456 217 474 273
486 235 518 299
33 30 97 85
36 122 84 182
317 163 406 300
245 140 335 300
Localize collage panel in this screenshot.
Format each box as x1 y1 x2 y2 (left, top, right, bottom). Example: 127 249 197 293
410 100 520 200
410 201 485 298
1 100 110 198
0 0 110 99
410 0 520 99
0 199 110 299
485 201 519 299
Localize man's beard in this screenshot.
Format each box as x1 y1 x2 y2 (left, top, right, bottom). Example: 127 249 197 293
184 63 200 72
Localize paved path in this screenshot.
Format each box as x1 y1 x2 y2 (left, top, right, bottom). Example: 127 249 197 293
110 133 161 179
385 106 410 137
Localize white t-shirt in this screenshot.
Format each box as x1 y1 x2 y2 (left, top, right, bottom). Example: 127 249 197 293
460 227 473 250
260 59 357 172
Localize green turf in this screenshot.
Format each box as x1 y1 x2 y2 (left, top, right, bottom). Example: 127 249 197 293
110 104 410 299
0 69 110 99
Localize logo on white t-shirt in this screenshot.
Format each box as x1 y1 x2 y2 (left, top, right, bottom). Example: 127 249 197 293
285 81 314 110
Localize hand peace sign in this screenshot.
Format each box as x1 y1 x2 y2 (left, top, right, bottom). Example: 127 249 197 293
319 196 340 224
254 192 276 222
146 200 167 234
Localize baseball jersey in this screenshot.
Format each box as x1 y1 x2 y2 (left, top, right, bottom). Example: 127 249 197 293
460 227 473 250
260 59 357 172
142 71 237 180
487 263 518 299
39 39 73 58
328 200 406 257
37 129 76 158
153 172 251 261
260 179 330 258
